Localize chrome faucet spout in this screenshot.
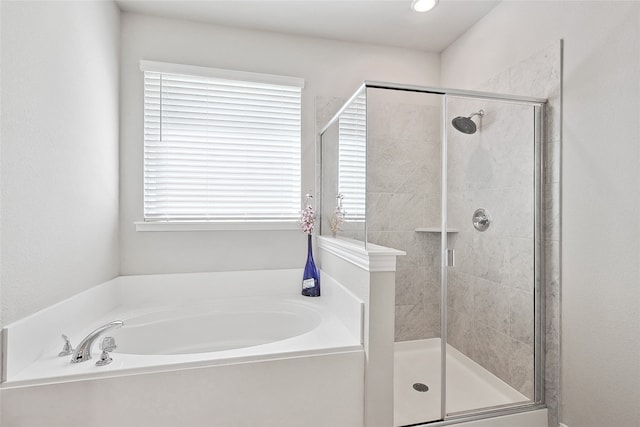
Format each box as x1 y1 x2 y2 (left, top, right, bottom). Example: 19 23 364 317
71 320 124 364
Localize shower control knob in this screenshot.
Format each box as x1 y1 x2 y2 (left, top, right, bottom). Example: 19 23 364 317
472 208 491 232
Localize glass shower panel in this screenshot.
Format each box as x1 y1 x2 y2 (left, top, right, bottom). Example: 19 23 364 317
320 88 367 245
365 87 445 426
444 96 537 416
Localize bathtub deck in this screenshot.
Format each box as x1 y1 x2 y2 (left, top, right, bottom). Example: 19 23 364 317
394 338 529 426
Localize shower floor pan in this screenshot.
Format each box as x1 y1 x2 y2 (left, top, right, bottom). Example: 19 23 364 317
394 338 529 426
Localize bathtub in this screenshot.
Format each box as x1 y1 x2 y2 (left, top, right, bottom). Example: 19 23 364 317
1 269 365 427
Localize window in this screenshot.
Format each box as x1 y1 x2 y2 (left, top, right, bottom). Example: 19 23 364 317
141 61 303 223
338 90 366 221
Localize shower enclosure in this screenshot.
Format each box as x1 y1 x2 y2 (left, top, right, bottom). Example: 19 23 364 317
319 82 546 426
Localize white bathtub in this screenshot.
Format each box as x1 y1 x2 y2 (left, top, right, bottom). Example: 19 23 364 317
1 269 365 427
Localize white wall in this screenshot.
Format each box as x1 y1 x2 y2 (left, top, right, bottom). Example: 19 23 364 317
0 1 121 325
119 12 440 274
441 2 640 427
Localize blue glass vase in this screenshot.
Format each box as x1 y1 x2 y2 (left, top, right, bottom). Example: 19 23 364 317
302 234 320 297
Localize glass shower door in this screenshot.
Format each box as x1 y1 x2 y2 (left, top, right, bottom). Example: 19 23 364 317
443 95 541 418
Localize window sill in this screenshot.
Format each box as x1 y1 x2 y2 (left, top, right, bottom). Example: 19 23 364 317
134 221 301 232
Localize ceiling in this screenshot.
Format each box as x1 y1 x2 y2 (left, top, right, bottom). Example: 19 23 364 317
115 0 500 52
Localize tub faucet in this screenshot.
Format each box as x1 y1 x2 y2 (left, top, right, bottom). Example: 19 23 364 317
71 320 124 364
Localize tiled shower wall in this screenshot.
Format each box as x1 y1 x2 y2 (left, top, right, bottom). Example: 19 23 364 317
449 43 562 408
510 43 561 426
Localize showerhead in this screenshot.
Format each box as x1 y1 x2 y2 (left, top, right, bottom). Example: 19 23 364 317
452 116 477 134
452 109 485 134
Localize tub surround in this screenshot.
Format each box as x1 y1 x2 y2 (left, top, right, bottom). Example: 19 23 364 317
4 297 359 389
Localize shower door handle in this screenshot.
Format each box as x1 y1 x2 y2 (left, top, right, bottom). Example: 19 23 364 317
446 249 455 267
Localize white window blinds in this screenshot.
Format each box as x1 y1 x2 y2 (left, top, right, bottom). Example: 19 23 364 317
142 61 303 222
338 91 366 221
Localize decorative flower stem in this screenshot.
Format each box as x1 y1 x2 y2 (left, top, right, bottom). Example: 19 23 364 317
300 193 316 235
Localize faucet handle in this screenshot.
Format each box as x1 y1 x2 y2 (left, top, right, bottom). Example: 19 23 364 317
58 334 75 357
100 336 117 352
96 336 116 366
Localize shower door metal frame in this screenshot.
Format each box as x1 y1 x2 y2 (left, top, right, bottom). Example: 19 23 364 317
438 95 546 425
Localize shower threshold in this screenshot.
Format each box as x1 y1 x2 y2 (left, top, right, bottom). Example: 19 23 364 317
394 338 529 426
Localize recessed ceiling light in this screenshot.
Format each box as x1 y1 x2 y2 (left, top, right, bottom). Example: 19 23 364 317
411 0 439 13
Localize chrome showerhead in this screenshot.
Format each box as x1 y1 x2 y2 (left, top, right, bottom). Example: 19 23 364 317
452 109 485 134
